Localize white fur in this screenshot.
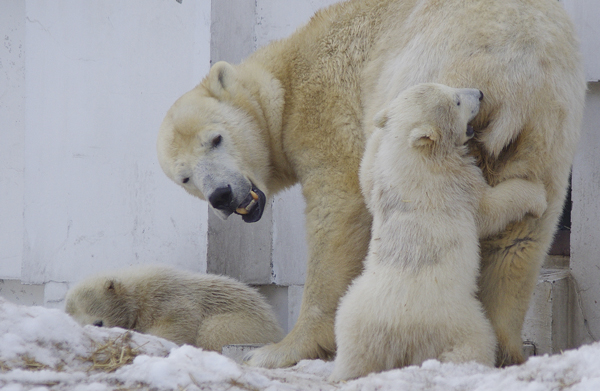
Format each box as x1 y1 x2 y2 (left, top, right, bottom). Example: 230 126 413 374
157 0 585 368
331 84 547 381
65 265 284 351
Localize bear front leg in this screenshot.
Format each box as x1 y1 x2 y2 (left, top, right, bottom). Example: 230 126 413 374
476 178 547 238
244 188 371 368
475 177 554 366
478 201 560 366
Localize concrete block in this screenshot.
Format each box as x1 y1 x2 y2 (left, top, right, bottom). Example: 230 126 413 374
522 268 571 356
258 285 289 332
271 186 307 286
257 284 305 334
207 186 308 286
571 82 600 347
522 342 536 360
222 344 264 364
0 280 44 306
207 205 274 285
43 281 70 309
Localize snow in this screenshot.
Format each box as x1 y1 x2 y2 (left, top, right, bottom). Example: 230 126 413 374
1 297 600 391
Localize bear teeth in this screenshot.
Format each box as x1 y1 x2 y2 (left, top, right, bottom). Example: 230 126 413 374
236 194 258 215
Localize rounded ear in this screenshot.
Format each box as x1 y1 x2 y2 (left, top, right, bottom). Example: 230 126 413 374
409 125 438 148
207 61 237 98
103 279 122 294
374 109 389 129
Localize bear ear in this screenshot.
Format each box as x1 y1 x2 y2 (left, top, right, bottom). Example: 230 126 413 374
104 279 122 295
409 125 438 148
207 61 237 98
374 109 389 129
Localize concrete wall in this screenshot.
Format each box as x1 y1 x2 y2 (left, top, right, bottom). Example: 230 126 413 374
207 0 339 286
1 0 211 306
207 0 338 333
1 0 599 346
0 0 26 280
561 0 600 83
0 0 338 331
564 0 600 349
571 82 600 346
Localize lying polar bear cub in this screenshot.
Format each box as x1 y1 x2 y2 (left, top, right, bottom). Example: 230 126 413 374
330 83 548 381
65 265 283 352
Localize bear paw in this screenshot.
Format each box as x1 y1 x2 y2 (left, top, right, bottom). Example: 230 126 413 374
525 182 548 219
243 336 333 369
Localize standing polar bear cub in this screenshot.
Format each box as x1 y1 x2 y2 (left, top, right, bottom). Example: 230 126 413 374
65 265 283 352
331 83 548 381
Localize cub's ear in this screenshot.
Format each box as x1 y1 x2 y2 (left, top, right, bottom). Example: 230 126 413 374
207 61 237 98
409 125 438 148
103 279 123 295
374 109 388 129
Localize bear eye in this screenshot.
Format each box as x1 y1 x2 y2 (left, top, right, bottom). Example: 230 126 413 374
93 320 103 327
212 135 222 148
182 177 190 184
456 99 461 106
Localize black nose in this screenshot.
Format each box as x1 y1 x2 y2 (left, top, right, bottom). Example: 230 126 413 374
93 320 103 327
209 185 233 210
479 90 484 101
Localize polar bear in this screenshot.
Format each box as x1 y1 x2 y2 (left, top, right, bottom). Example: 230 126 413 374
157 0 585 367
330 83 549 381
65 265 283 351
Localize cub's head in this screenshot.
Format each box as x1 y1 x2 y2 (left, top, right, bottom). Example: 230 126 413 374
375 83 483 155
157 61 275 223
65 276 136 330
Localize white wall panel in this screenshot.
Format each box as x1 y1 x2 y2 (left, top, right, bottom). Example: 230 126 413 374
562 0 600 81
20 0 211 286
256 0 339 285
571 82 600 345
0 0 26 279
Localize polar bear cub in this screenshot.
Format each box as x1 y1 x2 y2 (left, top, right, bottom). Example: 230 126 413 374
330 83 548 381
65 265 284 352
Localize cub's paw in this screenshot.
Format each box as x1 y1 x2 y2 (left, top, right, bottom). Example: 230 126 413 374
526 182 547 219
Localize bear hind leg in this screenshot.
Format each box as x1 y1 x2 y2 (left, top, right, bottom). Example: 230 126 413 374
438 321 496 367
244 190 372 368
478 219 549 366
197 312 284 352
330 329 400 381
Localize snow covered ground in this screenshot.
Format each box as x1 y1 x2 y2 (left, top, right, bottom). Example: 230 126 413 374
1 297 600 391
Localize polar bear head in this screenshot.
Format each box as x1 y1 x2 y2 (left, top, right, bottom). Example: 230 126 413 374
65 276 137 329
375 83 483 154
359 83 483 206
157 62 280 223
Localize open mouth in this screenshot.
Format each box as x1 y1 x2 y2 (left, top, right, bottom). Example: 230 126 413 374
234 185 266 223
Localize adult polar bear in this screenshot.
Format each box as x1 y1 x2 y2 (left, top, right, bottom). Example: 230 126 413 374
157 0 585 368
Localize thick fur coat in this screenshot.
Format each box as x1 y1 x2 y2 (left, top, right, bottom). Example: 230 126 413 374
331 83 548 381
157 0 585 367
65 265 283 351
